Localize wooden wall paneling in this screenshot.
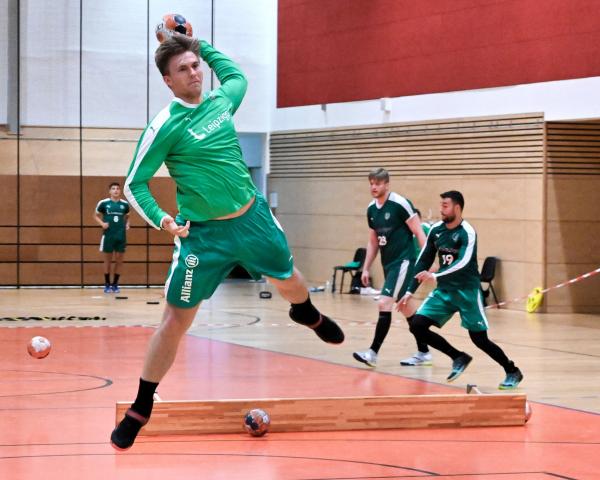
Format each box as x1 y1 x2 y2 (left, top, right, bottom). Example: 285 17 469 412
19 263 81 285
271 114 544 178
19 176 81 226
149 246 174 262
149 263 171 285
0 245 17 261
0 175 17 224
545 123 600 312
20 227 81 244
0 263 17 285
0 227 17 244
19 245 81 262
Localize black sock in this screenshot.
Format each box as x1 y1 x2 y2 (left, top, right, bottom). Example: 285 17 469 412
130 378 159 419
112 273 120 286
289 296 320 326
406 314 429 353
104 273 110 286
469 330 517 373
370 311 392 353
409 315 463 359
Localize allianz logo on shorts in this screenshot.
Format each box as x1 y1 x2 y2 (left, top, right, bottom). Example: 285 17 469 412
185 254 199 268
181 254 199 303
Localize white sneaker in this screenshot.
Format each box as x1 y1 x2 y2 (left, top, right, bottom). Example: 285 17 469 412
400 351 432 366
353 349 378 367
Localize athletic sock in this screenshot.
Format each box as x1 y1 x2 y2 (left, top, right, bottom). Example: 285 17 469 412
104 273 110 286
289 296 320 326
468 330 515 372
130 378 159 418
406 314 429 353
112 273 120 286
410 315 462 359
370 311 392 353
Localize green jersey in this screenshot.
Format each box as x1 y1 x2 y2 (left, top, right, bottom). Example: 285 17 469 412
408 220 480 293
95 198 129 237
367 192 417 266
125 41 256 228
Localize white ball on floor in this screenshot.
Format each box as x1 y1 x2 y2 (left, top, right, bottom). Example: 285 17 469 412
27 336 51 359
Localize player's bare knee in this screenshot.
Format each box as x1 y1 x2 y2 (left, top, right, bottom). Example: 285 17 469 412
378 296 394 311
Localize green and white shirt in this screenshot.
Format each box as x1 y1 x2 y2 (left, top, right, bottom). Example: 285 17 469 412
125 41 256 229
407 220 480 293
367 192 417 267
95 198 129 237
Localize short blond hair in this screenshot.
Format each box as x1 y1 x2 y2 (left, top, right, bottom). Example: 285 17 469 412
368 168 389 182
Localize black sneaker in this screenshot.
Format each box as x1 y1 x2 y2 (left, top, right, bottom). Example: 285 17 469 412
446 353 473 382
110 409 148 451
289 310 345 344
499 368 524 390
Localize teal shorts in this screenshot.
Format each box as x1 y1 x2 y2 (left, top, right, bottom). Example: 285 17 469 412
165 194 294 308
416 288 489 332
381 259 415 301
100 233 126 253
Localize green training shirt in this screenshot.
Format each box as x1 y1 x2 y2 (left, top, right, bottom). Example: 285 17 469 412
125 41 256 229
407 220 480 293
95 198 129 237
367 192 417 267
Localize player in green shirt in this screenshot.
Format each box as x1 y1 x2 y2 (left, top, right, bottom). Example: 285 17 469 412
353 168 430 368
398 191 523 389
111 34 344 451
94 182 130 293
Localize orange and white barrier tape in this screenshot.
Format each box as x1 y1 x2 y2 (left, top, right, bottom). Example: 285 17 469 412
485 266 600 310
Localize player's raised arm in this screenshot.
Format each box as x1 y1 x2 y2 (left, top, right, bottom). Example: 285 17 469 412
200 41 247 113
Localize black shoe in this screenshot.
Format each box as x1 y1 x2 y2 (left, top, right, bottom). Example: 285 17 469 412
313 315 344 344
499 368 524 390
110 408 148 451
446 353 473 382
289 309 345 344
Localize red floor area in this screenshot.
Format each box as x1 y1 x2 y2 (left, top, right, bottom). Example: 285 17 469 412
0 327 598 479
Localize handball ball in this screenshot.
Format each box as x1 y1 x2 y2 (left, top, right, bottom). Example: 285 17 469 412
243 408 270 437
156 13 193 43
28 336 51 359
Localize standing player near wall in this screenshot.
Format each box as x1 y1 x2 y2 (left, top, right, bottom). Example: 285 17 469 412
353 168 431 368
110 34 344 450
94 182 130 293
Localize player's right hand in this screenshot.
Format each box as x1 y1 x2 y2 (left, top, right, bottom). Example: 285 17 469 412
396 293 412 311
161 216 190 238
102 222 109 230
361 270 370 287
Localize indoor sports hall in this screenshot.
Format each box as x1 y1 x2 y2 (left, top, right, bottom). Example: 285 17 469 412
1 1 599 479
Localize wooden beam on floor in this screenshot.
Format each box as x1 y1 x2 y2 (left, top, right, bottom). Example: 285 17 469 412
116 393 526 435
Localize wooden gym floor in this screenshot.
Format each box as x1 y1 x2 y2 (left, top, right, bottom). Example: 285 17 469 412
1 283 599 479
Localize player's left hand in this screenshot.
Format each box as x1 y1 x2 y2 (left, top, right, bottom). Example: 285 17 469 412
415 271 436 284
